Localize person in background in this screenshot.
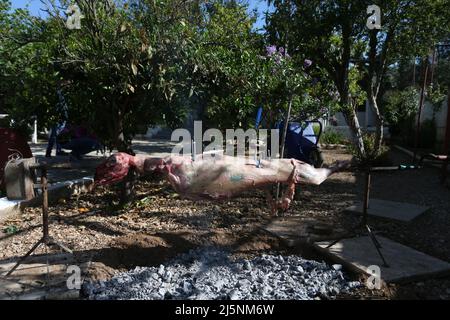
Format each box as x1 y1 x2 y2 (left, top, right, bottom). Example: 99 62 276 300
45 80 69 157
59 124 103 160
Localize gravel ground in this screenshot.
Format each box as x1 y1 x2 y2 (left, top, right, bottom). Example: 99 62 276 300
1 148 449 299
83 247 360 300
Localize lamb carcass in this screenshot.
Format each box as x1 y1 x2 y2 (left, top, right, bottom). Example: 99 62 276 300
95 152 349 213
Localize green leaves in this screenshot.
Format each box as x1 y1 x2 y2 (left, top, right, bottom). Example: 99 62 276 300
383 86 420 125
26 0 203 149
266 0 449 157
0 1 60 134
4 225 18 235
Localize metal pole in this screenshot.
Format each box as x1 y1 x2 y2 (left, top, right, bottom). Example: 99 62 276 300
363 170 371 226
430 48 437 86
363 168 388 266
413 58 429 163
280 97 293 160
5 165 73 277
32 118 38 144
276 96 293 201
443 86 450 154
441 87 450 183
42 167 49 242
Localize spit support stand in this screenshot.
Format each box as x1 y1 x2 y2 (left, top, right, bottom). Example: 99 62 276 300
5 164 73 277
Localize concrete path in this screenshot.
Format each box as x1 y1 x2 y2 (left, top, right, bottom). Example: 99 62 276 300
29 138 176 183
0 139 176 221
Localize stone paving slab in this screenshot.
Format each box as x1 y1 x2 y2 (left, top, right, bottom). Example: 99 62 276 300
315 236 450 283
345 199 430 222
0 253 84 300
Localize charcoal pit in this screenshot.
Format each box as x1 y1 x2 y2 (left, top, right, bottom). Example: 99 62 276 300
83 247 360 300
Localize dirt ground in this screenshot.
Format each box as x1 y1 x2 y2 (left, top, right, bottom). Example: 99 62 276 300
0 148 449 300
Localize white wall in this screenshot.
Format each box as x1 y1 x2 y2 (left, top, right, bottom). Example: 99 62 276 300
417 97 448 145
326 100 388 140
326 97 449 144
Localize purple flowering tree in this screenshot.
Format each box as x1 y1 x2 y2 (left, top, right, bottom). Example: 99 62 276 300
256 45 329 122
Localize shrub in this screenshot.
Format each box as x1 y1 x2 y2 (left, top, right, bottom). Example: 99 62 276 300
313 123 321 136
383 87 419 127
321 130 347 145
349 133 391 167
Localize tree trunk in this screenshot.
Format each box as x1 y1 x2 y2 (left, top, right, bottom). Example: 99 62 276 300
343 107 365 156
335 78 365 156
337 25 365 158
339 87 365 157
113 105 134 154
111 103 136 205
368 93 383 154
366 28 387 156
